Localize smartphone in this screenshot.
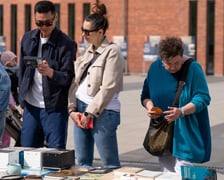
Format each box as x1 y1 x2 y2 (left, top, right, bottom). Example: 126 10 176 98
79 114 93 129
24 56 42 68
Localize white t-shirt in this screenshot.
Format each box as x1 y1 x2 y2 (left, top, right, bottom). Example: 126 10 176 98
25 37 48 108
76 77 120 112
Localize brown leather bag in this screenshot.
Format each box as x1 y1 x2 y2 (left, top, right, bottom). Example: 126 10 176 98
5 107 22 146
143 117 173 156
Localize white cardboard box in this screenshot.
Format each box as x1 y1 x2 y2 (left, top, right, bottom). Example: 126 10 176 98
23 148 53 169
1 147 34 168
0 149 20 169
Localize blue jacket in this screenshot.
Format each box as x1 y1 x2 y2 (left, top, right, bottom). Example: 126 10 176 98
19 27 76 112
141 58 211 163
0 63 11 111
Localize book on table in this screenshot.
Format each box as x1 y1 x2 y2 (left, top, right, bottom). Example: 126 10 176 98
43 169 85 180
79 173 104 180
113 166 144 176
136 170 163 180
154 172 181 180
181 165 217 180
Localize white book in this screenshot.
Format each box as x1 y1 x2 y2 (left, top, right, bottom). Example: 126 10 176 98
136 170 163 180
113 166 144 177
155 172 181 180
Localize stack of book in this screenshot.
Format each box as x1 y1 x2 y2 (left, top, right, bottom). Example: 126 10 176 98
43 169 86 180
113 166 144 177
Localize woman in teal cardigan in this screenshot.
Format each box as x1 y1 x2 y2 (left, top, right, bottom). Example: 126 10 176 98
141 36 211 174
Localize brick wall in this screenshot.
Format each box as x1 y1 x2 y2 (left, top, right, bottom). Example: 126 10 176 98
127 0 191 73
0 0 223 75
197 0 207 72
214 0 224 75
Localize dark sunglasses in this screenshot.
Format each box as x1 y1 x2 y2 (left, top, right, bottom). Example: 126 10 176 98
81 27 99 36
35 17 55 27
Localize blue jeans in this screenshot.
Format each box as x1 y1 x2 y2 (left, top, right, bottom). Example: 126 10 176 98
21 102 68 149
74 99 121 169
0 110 6 142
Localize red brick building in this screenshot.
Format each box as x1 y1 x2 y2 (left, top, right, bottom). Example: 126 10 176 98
0 0 223 75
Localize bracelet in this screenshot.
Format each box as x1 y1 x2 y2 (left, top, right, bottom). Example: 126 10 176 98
68 110 75 115
179 108 185 117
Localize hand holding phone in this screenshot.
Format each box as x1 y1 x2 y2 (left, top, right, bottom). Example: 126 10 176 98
79 114 93 129
24 56 42 68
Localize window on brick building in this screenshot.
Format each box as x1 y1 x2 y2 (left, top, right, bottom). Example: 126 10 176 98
83 3 90 21
206 0 215 75
0 5 3 35
11 4 17 53
68 3 75 40
55 3 60 28
189 1 197 38
189 0 197 61
25 4 31 32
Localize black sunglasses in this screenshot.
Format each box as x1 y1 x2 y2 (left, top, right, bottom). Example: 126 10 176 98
81 27 99 36
35 17 55 27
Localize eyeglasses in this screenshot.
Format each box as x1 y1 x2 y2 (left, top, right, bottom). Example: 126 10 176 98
35 17 55 27
162 56 183 73
81 27 99 36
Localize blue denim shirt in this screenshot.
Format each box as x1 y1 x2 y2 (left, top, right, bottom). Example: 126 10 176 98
19 27 76 112
0 63 10 111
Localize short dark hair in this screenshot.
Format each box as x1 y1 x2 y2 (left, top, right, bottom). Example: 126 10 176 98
34 0 56 14
158 36 184 61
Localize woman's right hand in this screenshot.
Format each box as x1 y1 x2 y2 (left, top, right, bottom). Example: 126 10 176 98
147 107 163 119
147 109 162 119
144 99 161 119
70 112 83 128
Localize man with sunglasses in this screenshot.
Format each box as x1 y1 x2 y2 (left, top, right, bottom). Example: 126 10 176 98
19 0 77 149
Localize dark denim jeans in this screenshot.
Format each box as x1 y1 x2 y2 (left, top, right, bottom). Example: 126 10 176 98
21 102 68 149
74 99 121 169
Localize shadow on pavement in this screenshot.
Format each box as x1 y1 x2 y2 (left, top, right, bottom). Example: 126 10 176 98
93 123 224 173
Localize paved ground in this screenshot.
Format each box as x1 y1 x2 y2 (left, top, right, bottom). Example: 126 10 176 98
66 74 224 176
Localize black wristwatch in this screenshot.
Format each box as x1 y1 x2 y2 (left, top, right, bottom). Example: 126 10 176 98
84 112 89 117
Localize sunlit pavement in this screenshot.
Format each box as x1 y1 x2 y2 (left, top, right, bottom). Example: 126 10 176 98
67 74 224 176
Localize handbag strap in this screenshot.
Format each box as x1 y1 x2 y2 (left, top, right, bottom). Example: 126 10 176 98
80 52 100 83
79 42 114 83
172 58 193 107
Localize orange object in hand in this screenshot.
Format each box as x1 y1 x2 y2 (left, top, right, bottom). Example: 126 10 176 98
151 107 163 115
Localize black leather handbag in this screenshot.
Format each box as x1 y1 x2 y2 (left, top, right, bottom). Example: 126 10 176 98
143 116 174 156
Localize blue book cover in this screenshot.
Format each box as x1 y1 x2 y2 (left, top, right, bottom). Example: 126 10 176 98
181 165 217 180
